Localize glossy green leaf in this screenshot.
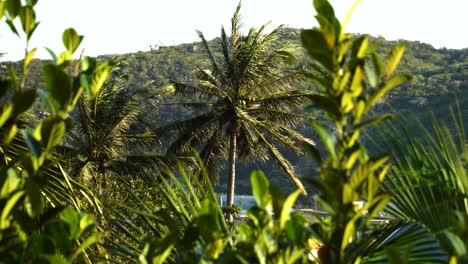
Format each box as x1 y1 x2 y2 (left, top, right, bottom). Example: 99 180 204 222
251 170 271 208
62 28 83 53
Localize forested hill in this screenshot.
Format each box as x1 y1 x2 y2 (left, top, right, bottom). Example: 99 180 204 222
2 27 467 115
1 27 466 198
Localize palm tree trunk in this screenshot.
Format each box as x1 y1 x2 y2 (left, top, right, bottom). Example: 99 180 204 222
226 130 237 221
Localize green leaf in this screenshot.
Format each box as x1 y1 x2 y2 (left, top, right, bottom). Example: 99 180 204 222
385 44 406 78
0 169 20 196
2 124 17 145
71 232 105 261
439 231 467 257
280 190 301 229
0 190 25 229
19 6 36 40
307 94 342 121
44 47 57 61
301 29 334 70
251 170 271 208
367 74 411 108
61 207 79 238
22 130 42 157
85 60 116 99
24 48 37 70
371 52 384 79
26 0 39 6
39 116 66 151
45 255 69 264
43 64 72 108
310 120 336 158
0 103 13 127
6 0 20 19
5 19 19 37
25 181 42 217
62 28 83 53
13 88 36 115
354 114 394 131
313 0 335 20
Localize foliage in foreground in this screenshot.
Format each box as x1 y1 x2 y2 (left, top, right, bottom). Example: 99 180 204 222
0 0 114 262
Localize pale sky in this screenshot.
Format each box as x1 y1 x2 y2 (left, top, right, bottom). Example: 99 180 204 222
1 0 467 61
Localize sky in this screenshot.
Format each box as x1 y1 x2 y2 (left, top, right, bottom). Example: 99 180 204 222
0 0 467 61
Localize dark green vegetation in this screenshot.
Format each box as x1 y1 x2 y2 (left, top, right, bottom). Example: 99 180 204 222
0 0 467 263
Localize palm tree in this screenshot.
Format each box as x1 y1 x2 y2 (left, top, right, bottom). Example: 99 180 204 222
156 2 314 210
60 67 170 190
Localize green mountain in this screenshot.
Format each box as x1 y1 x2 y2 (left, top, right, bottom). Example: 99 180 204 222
1 28 466 203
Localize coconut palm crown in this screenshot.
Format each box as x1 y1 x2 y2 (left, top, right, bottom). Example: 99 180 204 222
157 2 315 208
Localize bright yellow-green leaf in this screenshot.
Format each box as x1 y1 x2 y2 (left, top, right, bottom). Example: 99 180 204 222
251 170 271 208
367 74 411 108
0 2 5 19
341 221 356 251
0 190 25 229
23 48 37 70
2 124 17 145
0 103 13 127
385 44 406 78
349 66 364 96
280 190 301 230
357 36 368 59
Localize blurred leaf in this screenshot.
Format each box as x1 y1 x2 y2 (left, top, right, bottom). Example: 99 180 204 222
22 130 41 157
251 170 271 208
0 103 13 127
367 74 411 108
6 0 20 19
385 44 406 78
0 190 25 229
13 88 36 115
301 29 334 70
62 28 83 53
280 190 301 229
43 64 72 108
310 120 336 158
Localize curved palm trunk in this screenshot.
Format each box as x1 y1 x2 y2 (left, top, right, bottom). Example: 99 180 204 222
226 130 237 221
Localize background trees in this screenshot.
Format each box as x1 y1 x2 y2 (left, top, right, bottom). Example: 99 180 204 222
156 3 315 210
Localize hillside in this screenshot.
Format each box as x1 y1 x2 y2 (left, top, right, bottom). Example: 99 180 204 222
1 28 466 200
